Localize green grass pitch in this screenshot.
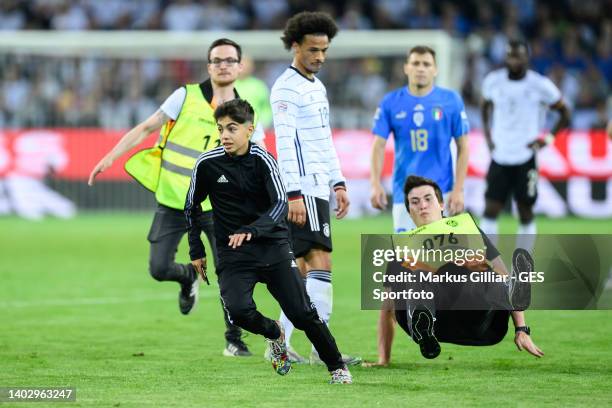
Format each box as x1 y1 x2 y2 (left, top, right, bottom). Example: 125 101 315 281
1 213 611 407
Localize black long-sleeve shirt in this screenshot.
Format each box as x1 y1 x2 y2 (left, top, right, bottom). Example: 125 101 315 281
185 143 289 262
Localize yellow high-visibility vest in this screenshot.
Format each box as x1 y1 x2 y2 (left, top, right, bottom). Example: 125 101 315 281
403 213 482 237
126 84 220 211
156 84 220 211
394 213 488 272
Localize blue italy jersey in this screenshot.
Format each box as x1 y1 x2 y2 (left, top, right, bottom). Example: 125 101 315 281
372 86 469 204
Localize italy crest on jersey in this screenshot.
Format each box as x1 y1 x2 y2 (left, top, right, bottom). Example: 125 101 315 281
432 107 443 121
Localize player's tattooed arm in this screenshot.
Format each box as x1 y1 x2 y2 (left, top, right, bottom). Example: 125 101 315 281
88 109 170 185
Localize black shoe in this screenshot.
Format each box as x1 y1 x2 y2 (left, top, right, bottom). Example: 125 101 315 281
223 338 253 357
511 248 533 310
412 307 441 359
179 274 199 315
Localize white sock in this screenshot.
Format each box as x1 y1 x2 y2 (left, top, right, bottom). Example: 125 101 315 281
516 221 537 253
279 310 294 348
278 278 306 348
479 217 499 245
306 270 333 353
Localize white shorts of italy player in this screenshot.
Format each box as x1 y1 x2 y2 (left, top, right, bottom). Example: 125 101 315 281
392 192 451 232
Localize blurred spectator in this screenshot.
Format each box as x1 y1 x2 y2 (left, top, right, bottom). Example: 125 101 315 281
251 0 288 29
511 0 536 28
200 0 249 31
1 63 31 127
84 0 132 30
561 35 588 74
51 0 90 30
591 102 610 130
338 1 372 30
440 2 470 37
130 0 162 30
575 63 609 109
595 38 612 84
530 38 554 74
0 0 26 30
538 19 562 57
344 58 386 111
406 0 440 30
548 64 579 110
161 0 204 31
372 0 412 29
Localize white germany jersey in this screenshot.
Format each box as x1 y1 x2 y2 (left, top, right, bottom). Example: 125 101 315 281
482 68 561 165
270 66 345 200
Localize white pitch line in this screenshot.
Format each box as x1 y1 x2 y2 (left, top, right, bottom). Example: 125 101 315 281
0 290 217 308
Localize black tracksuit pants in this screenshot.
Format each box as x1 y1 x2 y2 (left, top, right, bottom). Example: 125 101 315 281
217 255 344 372
147 204 242 343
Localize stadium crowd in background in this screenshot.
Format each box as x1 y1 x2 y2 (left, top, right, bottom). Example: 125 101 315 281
0 0 610 130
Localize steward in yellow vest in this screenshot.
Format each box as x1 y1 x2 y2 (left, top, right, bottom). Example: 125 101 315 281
364 175 543 367
88 38 264 357
124 81 263 212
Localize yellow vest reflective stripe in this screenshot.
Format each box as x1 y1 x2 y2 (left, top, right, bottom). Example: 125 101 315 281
165 141 202 158
155 83 219 211
160 158 193 177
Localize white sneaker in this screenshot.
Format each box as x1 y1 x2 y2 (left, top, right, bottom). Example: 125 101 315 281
265 321 291 376
329 366 353 384
223 339 252 357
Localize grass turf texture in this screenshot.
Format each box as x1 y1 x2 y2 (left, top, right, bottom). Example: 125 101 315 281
1 214 611 407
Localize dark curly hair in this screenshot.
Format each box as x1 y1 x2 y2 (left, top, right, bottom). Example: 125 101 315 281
281 11 338 50
214 99 254 124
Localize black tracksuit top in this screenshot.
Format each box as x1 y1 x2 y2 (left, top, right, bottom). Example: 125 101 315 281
185 143 289 262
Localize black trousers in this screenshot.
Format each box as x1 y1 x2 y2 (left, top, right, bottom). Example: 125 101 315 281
147 203 242 343
217 255 344 371
395 308 510 347
388 262 513 347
